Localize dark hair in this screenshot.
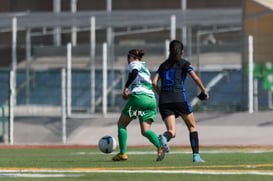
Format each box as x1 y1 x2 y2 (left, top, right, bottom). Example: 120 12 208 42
128 49 145 60
166 40 184 69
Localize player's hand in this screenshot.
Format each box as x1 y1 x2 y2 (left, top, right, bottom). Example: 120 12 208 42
122 87 130 100
198 91 209 100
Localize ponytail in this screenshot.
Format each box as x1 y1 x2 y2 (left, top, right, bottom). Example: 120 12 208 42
166 40 184 69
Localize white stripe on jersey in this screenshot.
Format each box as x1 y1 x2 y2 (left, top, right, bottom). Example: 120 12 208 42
128 61 154 97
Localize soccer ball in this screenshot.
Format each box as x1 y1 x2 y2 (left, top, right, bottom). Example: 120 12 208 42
98 136 117 154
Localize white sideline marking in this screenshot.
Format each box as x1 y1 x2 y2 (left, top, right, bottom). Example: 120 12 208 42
0 173 82 178
90 170 273 176
1 169 273 176
73 149 273 155
99 170 273 176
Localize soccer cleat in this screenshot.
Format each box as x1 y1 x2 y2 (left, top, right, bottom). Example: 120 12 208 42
156 147 165 161
159 135 170 153
112 153 128 161
193 153 205 163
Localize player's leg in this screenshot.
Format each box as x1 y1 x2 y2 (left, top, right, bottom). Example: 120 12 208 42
140 119 161 148
139 119 165 161
158 114 176 153
181 113 205 163
137 96 165 161
163 115 177 140
117 113 132 154
113 95 138 161
112 113 132 161
158 104 177 153
138 95 160 148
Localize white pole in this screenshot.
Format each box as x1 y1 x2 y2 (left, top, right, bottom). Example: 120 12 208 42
106 0 112 45
181 0 187 45
165 39 170 59
181 0 187 10
106 0 112 47
106 0 113 83
102 42 108 116
248 35 254 114
71 0 77 46
25 28 31 104
253 79 258 112
196 31 201 76
187 27 192 62
90 16 96 113
9 70 15 144
71 0 77 13
12 17 17 106
61 69 67 144
12 17 17 72
53 0 61 46
106 0 112 12
9 17 17 144
67 43 72 117
170 15 176 40
269 90 273 109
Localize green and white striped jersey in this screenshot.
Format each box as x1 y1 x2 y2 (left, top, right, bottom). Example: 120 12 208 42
128 61 155 98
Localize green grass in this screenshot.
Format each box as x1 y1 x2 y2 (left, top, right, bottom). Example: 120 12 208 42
0 147 272 180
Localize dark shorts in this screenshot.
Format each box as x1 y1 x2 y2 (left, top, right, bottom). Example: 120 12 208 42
159 102 192 120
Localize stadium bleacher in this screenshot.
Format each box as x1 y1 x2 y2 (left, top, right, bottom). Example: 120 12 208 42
1 68 272 112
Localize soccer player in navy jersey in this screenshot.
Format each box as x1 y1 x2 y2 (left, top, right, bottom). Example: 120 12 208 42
152 40 209 162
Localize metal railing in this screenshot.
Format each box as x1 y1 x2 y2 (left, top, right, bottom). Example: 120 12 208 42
0 104 6 142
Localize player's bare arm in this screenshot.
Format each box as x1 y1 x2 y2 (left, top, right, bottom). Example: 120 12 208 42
152 73 160 95
189 71 209 100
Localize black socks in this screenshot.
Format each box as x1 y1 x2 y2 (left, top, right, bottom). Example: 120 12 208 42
190 131 199 154
163 131 173 142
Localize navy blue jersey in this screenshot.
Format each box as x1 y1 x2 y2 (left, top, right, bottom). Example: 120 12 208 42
156 58 193 104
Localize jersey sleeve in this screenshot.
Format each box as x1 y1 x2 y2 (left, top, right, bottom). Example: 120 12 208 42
128 61 141 72
185 60 194 72
156 63 164 77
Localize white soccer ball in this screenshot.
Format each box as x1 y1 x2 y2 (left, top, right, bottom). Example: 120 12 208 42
98 136 117 154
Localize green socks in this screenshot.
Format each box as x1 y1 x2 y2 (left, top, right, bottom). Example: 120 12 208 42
118 126 161 154
144 130 161 148
118 126 127 154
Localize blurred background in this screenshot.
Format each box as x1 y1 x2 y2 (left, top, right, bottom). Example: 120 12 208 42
0 0 272 144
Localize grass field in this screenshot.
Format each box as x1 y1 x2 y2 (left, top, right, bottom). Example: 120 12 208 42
0 146 272 181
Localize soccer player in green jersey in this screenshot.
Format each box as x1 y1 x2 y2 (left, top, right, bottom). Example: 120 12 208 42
112 49 165 161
